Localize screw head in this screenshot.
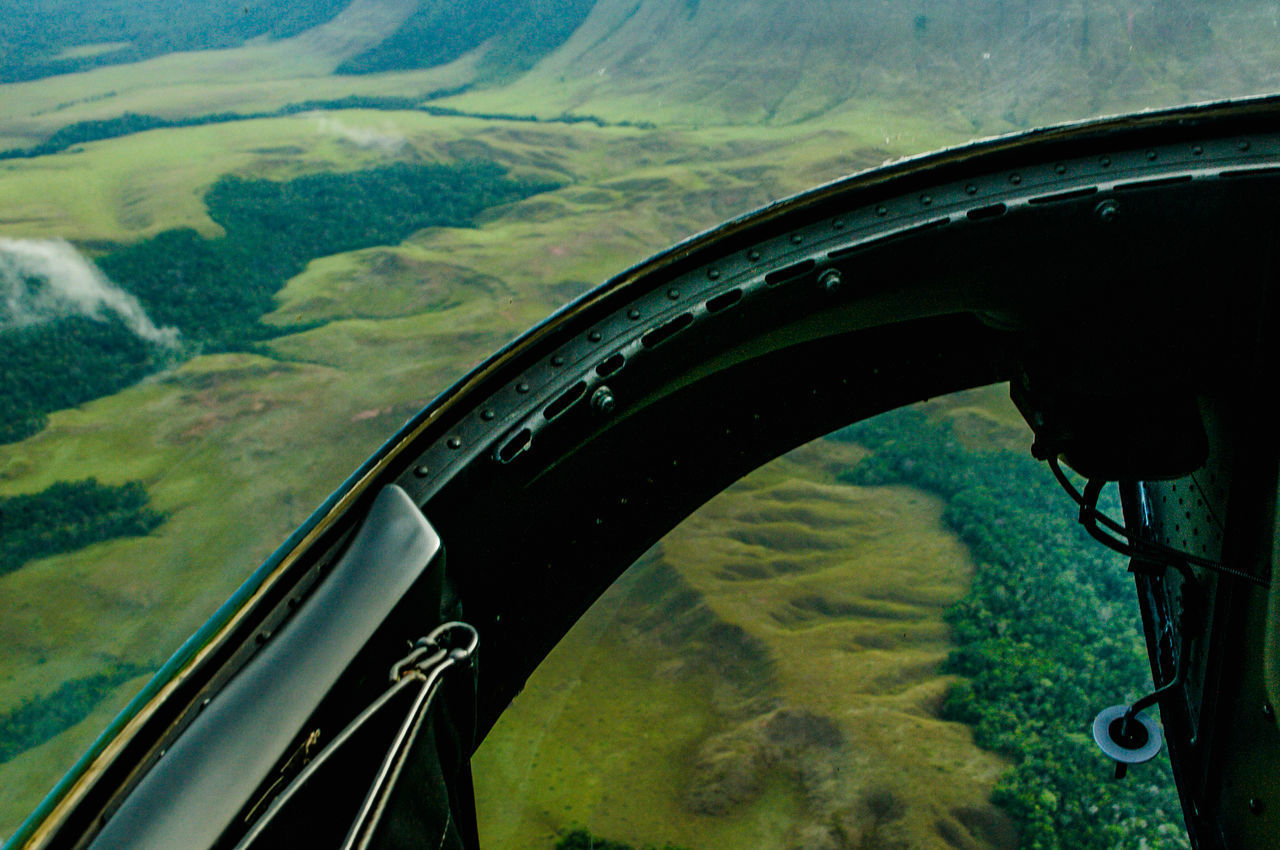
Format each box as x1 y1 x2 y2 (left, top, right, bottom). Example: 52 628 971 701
413 465 430 477
591 386 616 415
1263 703 1275 722
1249 798 1265 815
1095 199 1120 223
819 268 843 293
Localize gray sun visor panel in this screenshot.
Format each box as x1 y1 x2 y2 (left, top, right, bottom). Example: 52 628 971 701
88 485 441 850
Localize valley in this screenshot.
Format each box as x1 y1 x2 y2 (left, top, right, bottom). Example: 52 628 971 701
1 1 1267 845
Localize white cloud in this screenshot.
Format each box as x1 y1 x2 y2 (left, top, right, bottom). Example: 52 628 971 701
310 112 407 153
0 237 179 347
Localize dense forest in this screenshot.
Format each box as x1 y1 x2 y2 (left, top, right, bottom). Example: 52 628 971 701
829 410 1187 849
555 829 689 850
336 0 596 77
0 661 151 764
0 0 598 84
0 0 348 83
0 478 165 577
0 102 650 161
102 161 554 345
0 316 163 443
0 112 246 161
0 161 555 444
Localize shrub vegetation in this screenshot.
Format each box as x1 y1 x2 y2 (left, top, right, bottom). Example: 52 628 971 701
829 409 1187 849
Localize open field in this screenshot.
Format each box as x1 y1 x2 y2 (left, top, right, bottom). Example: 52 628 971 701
0 101 937 836
474 423 1022 849
0 1 1232 841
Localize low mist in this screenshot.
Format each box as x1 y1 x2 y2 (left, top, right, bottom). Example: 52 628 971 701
0 237 179 347
310 113 406 153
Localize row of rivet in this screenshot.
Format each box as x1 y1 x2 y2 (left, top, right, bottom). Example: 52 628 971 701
411 133 1272 486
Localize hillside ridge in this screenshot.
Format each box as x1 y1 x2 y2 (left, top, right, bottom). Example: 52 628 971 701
450 0 1280 131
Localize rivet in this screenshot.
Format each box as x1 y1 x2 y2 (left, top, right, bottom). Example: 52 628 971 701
876 205 888 216
551 355 565 366
747 250 761 261
1054 163 1067 175
1239 140 1252 151
833 219 845 229
1100 156 1112 167
1249 798 1265 815
1009 173 1022 185
1263 703 1275 722
1191 145 1204 156
588 330 602 342
516 382 530 393
447 437 462 449
920 194 932 205
964 184 978 195
790 233 803 244
819 268 843 293
1146 149 1158 161
414 465 430 477
481 409 495 421
1095 199 1120 223
627 308 641 320
667 288 680 300
707 269 721 280
591 386 616 415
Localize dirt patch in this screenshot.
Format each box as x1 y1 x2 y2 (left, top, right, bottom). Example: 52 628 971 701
685 707 844 816
728 524 846 553
953 805 1020 850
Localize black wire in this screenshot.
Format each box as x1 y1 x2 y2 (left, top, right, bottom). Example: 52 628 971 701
1047 456 1270 588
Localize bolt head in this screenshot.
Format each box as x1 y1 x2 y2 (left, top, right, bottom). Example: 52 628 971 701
1095 199 1120 223
591 386 616 415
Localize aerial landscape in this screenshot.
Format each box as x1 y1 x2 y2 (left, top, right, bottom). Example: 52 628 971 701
2 1 1278 846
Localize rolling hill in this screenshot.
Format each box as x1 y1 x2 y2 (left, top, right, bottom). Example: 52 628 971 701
0 0 1263 845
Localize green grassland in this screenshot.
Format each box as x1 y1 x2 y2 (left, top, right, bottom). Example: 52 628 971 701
0 104 918 837
474 424 1021 849
0 1 1246 841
